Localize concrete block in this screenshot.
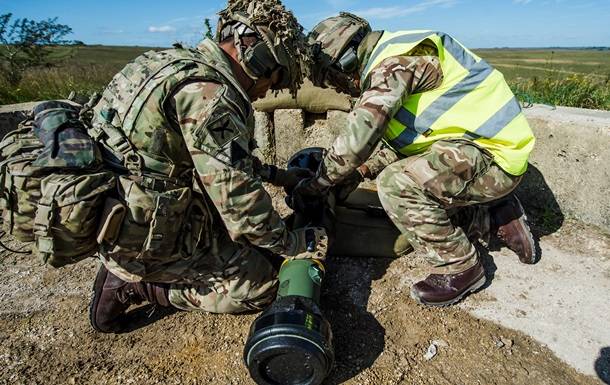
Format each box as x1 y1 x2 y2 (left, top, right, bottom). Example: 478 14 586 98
274 109 305 166
299 110 349 151
314 104 610 232
253 111 275 164
326 110 350 138
0 102 37 138
518 105 610 232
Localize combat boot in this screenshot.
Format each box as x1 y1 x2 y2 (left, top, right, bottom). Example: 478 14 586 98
89 265 171 333
490 195 537 264
410 261 486 307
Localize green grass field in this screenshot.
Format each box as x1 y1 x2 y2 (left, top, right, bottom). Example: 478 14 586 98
0 45 153 105
1 45 609 109
477 48 610 109
477 48 610 80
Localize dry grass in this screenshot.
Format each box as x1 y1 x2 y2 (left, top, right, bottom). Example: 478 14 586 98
0 63 115 103
0 45 151 104
1 46 609 110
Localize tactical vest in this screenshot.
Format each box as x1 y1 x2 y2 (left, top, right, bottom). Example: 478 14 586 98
91 38 252 179
362 31 535 176
90 39 254 282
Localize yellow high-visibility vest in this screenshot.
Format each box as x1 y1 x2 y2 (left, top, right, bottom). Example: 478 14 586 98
362 31 535 176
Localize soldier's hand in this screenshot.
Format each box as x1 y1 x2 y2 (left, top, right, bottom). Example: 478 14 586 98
285 226 328 260
334 168 365 202
288 177 328 213
273 167 314 190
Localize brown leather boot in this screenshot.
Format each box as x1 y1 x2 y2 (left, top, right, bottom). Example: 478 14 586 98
490 195 537 264
89 265 171 333
410 261 486 307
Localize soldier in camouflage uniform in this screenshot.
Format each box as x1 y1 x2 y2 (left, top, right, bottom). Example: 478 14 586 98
295 14 537 306
88 0 326 333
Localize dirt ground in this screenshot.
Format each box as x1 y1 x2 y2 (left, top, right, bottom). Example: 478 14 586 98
0 215 604 385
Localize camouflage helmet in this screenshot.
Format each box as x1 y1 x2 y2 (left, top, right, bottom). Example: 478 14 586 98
218 0 311 97
308 12 371 95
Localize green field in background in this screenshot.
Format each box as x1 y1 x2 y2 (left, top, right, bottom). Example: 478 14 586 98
1 45 609 109
477 48 610 80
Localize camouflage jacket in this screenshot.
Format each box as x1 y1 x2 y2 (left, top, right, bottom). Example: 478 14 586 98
93 38 292 255
316 41 444 186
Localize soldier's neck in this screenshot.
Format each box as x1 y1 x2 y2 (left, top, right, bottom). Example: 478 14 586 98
219 40 256 94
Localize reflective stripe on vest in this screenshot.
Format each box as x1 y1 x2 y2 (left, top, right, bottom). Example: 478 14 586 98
362 31 535 176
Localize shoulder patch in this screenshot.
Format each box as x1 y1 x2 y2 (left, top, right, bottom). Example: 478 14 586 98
189 91 252 168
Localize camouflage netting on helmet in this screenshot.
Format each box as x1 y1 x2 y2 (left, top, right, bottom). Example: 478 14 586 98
219 0 312 97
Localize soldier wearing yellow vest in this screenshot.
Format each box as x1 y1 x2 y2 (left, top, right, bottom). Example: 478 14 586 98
295 13 538 306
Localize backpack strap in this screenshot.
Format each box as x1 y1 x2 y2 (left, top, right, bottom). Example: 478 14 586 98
89 108 147 175
33 182 61 262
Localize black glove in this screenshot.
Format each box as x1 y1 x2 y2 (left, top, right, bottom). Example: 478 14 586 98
288 177 329 213
273 167 314 190
334 168 365 202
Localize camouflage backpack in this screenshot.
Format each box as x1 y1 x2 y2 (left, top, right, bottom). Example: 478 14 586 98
0 100 115 268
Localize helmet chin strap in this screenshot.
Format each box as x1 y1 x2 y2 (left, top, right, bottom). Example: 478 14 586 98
244 76 257 95
233 34 259 95
232 27 262 83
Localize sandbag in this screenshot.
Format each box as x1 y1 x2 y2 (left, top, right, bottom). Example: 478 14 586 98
253 79 353 113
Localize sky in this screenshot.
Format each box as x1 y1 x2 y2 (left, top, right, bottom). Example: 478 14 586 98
2 0 610 48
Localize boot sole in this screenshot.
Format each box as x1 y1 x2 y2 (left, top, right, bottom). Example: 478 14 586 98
409 274 487 308
89 265 109 333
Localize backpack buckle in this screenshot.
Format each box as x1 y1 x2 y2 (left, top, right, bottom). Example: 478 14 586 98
33 201 55 237
36 236 55 255
124 153 143 175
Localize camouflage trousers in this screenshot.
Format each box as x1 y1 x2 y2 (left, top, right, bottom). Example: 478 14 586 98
377 139 522 274
101 233 279 314
167 243 278 313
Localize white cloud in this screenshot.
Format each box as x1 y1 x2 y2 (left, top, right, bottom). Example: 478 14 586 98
513 0 534 4
356 0 458 20
148 25 176 33
100 29 125 34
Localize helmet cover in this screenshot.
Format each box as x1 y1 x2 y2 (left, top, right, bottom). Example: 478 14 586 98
218 0 312 97
308 12 371 94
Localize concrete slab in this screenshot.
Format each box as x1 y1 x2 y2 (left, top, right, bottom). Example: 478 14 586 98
458 234 610 380
519 105 610 232
524 104 610 127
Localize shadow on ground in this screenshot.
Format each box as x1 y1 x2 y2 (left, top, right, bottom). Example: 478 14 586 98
477 245 499 290
318 162 566 383
516 163 564 237
321 256 392 384
122 305 178 333
596 347 610 384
